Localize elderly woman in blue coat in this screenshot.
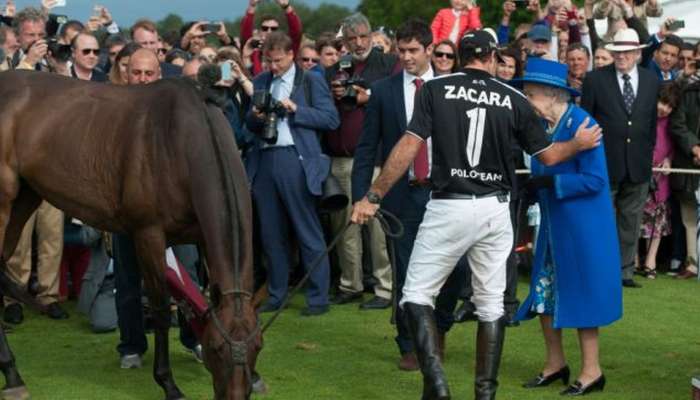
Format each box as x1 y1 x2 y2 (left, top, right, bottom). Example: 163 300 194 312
513 58 623 396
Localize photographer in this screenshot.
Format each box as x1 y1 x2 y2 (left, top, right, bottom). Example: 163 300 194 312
245 32 339 316
180 21 231 56
11 6 46 70
321 13 400 310
240 0 302 76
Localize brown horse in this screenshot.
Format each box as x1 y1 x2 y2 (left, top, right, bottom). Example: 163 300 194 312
0 70 261 400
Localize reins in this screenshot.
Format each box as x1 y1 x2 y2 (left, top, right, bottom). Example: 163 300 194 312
261 208 404 334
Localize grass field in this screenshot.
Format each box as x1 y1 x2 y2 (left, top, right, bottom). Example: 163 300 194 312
5 275 700 400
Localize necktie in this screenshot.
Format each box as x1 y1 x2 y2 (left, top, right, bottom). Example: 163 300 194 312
412 78 430 181
622 73 635 115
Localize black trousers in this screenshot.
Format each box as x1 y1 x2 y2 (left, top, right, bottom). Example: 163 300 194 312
113 234 200 356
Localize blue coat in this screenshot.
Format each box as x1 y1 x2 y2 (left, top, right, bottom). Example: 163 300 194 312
245 66 340 196
515 105 623 329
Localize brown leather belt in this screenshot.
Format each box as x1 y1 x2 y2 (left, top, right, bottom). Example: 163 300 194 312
408 179 431 187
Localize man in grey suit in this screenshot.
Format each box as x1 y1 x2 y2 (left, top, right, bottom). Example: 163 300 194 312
581 28 660 288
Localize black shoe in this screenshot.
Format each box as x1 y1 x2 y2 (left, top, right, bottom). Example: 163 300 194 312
622 279 642 288
454 301 478 323
359 296 391 310
300 305 329 317
403 302 451 400
505 319 520 328
475 318 506 400
3 304 23 325
257 302 282 313
330 291 362 305
560 374 605 396
45 302 69 320
523 365 570 388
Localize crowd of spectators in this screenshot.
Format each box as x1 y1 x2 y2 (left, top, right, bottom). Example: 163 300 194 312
0 0 698 375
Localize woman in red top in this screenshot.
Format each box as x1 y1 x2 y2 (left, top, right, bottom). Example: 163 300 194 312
431 0 482 45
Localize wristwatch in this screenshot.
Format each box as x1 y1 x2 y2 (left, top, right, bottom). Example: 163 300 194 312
366 191 382 204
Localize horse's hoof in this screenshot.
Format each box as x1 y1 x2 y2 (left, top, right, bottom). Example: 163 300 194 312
252 375 268 394
2 386 29 400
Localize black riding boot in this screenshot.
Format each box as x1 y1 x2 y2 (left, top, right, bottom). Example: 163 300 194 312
403 302 451 400
474 318 506 400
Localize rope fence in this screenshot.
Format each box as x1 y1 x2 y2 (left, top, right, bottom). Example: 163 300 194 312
516 168 700 175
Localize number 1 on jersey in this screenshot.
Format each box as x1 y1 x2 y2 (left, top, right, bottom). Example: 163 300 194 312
466 107 487 168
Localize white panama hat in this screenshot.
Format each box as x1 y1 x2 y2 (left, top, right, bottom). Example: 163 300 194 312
604 28 649 52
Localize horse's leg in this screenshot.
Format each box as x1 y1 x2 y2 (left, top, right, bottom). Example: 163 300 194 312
0 185 41 400
132 227 185 400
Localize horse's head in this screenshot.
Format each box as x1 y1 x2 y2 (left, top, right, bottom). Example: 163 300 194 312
201 285 262 400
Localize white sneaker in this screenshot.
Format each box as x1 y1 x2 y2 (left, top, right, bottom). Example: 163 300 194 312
120 353 142 369
189 344 203 363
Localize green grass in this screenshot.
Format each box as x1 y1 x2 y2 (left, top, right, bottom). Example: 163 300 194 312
6 275 700 399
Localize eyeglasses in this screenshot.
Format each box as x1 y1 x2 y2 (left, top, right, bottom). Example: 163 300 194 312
157 48 167 55
261 26 279 32
81 48 100 56
302 57 319 63
434 51 455 60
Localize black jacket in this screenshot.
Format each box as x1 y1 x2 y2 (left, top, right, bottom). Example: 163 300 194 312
581 64 660 184
669 83 700 196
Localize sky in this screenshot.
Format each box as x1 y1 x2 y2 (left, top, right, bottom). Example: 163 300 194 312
10 0 361 26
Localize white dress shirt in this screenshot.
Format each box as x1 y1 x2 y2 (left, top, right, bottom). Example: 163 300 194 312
404 67 435 179
616 65 639 98
268 64 296 147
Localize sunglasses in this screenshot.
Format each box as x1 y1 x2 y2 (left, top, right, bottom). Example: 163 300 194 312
261 26 279 32
157 48 167 55
302 57 319 63
434 51 455 60
81 48 100 56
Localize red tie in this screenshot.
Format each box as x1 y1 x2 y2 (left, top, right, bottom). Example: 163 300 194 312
412 78 429 181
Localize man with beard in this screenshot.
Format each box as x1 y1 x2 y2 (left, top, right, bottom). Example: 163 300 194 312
323 13 401 327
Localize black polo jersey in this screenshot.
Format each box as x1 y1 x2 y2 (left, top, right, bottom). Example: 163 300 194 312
407 68 551 196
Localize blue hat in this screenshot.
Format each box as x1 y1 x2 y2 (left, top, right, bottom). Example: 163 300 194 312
512 57 581 97
527 24 551 42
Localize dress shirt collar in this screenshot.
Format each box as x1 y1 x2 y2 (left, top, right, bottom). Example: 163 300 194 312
616 64 638 83
403 66 435 87
275 63 296 84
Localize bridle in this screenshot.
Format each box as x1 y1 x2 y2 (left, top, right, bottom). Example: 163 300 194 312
206 288 261 396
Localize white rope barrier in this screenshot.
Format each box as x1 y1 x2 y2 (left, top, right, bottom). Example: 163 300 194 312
515 168 700 175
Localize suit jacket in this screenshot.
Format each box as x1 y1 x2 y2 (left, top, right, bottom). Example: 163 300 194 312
669 83 700 196
245 66 340 196
352 72 411 215
581 64 659 184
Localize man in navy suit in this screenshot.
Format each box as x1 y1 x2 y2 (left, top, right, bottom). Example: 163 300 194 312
246 32 340 316
352 19 466 371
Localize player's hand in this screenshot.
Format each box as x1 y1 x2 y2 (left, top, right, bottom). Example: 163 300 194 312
573 117 602 150
351 198 379 225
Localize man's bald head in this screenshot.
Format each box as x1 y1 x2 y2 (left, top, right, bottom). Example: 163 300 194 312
127 48 161 85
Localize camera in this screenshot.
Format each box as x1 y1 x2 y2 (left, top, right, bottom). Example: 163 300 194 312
47 38 72 63
252 91 287 144
249 39 262 49
333 56 367 107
